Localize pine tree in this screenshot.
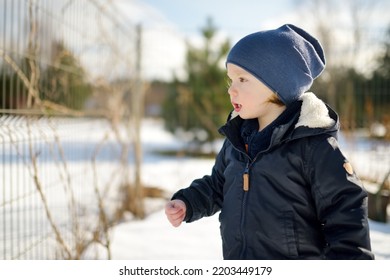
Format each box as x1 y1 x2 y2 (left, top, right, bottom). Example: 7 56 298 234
163 18 231 143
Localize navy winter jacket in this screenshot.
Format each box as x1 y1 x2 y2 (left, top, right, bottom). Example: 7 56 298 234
172 92 374 260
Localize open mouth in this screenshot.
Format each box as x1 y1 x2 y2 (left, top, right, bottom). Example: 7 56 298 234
233 103 242 112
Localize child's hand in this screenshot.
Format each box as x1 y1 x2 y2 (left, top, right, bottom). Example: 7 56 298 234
165 199 186 227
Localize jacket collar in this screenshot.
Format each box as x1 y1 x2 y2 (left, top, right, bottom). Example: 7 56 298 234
219 92 339 152
295 92 336 129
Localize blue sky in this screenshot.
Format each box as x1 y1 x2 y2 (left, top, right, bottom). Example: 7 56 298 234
141 0 297 41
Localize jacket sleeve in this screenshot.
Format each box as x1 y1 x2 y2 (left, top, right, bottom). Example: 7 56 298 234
171 140 227 223
306 135 374 259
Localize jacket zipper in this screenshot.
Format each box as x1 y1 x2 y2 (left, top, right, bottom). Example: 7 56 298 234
229 145 260 258
239 153 262 258
239 188 249 259
240 160 251 258
243 162 250 191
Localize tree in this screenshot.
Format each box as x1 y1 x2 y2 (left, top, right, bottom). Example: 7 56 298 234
0 63 28 109
163 18 231 144
374 26 390 79
365 25 390 138
40 41 92 110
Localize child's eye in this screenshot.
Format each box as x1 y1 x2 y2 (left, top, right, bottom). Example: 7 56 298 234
239 77 247 82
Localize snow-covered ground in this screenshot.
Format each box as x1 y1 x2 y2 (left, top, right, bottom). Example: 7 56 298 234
1 118 388 260
107 119 390 260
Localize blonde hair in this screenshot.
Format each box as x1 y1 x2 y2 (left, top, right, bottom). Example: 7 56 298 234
268 93 285 106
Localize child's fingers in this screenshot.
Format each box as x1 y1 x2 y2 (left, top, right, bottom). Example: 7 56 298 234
165 206 178 217
166 207 184 222
165 200 186 214
165 203 180 214
168 212 185 227
165 200 186 227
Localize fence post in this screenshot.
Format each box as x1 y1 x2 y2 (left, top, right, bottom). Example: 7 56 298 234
128 24 145 219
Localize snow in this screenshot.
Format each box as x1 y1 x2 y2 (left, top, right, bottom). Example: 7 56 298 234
110 212 222 260
107 119 390 260
108 120 224 260
2 117 388 260
369 221 390 259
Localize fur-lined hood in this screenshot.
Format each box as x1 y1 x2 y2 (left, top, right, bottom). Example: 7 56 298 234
295 92 336 129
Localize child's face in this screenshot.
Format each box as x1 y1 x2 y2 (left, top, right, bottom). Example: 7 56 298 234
227 63 285 128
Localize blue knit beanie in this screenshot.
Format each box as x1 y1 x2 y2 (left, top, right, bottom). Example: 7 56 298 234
226 24 325 105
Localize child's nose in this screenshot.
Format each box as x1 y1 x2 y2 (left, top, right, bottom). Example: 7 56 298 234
228 84 238 97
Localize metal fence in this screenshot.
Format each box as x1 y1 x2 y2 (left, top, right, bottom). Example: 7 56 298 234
1 0 389 260
0 0 140 259
0 116 128 259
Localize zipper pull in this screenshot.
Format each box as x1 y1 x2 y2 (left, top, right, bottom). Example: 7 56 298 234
243 163 249 191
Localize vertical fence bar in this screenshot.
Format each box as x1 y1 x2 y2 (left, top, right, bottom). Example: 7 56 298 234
1 130 5 260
